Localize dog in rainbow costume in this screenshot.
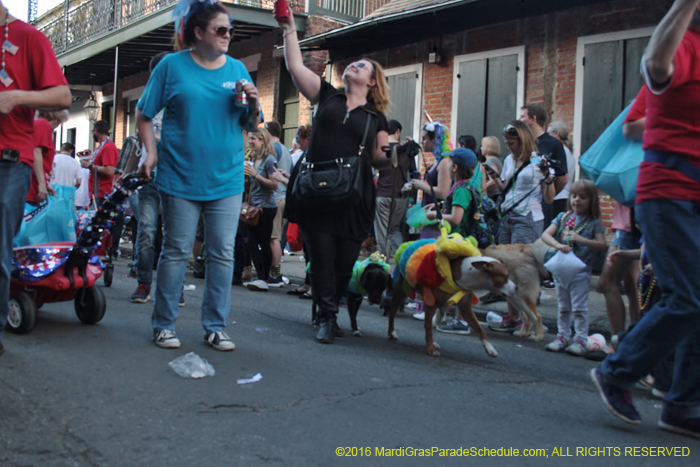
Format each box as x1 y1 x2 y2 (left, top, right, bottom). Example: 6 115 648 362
386 222 516 357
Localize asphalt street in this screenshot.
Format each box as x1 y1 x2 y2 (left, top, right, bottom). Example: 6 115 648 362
1 258 697 467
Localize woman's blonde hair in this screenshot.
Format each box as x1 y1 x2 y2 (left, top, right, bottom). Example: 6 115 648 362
502 120 538 163
569 179 601 219
481 136 501 157
366 59 390 115
249 128 275 159
548 120 573 151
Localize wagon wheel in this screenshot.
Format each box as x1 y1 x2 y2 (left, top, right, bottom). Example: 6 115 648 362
74 286 106 325
6 292 38 334
103 263 114 287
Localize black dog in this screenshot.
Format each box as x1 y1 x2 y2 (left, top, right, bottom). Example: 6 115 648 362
346 265 393 336
311 263 392 337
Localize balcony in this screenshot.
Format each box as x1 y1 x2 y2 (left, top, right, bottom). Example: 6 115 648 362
38 0 365 56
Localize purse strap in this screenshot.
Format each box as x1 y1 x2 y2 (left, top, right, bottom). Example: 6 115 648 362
502 159 530 197
357 113 372 157
300 111 373 165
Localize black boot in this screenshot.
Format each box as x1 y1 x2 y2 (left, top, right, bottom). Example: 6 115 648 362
316 313 335 344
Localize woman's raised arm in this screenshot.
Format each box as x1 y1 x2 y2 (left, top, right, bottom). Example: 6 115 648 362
277 6 322 104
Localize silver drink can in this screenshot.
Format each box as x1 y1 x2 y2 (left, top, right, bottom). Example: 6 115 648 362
235 79 248 107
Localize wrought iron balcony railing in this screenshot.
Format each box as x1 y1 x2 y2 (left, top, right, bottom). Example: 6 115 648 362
38 0 365 56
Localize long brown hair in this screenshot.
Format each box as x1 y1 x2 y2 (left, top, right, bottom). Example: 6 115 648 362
502 120 538 164
365 59 390 116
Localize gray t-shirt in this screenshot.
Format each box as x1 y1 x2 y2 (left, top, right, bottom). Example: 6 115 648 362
484 156 503 198
251 154 278 208
273 141 292 200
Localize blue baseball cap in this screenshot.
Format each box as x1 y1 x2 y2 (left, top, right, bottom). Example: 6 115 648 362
448 147 477 170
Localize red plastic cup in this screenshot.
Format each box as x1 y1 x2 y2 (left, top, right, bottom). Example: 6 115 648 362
274 0 290 21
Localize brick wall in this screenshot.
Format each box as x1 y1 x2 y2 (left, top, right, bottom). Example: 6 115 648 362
347 0 672 231
101 71 150 147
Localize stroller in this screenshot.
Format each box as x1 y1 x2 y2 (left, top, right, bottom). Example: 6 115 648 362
7 173 148 334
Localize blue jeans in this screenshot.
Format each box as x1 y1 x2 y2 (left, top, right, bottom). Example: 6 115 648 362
498 211 543 245
600 198 700 416
152 192 241 336
136 183 160 286
128 192 140 268
0 163 32 341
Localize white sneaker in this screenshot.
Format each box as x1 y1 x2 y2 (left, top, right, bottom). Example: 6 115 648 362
246 279 269 291
412 311 425 321
544 336 567 352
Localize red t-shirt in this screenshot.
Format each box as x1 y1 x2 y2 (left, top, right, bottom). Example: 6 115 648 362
624 85 647 124
26 118 55 203
0 20 67 167
89 141 120 199
636 29 700 204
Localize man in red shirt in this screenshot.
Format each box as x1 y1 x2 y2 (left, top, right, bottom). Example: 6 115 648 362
81 120 119 201
80 120 120 257
0 0 71 357
592 0 700 439
26 110 69 204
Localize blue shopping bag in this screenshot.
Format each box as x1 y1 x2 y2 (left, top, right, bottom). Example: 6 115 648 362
13 185 77 247
579 102 643 206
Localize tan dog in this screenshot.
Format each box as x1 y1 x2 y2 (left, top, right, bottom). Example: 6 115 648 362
387 256 516 357
479 239 553 342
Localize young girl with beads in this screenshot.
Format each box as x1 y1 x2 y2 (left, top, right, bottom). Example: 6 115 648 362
541 179 606 356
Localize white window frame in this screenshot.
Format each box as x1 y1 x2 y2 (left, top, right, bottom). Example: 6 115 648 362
573 27 654 178
384 63 424 141
450 45 525 147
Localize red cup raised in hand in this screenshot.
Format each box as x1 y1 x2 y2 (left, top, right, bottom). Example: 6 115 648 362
274 0 290 21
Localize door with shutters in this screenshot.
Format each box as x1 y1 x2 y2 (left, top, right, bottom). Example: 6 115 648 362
580 36 649 155
385 64 423 141
277 65 299 148
451 47 525 157
573 28 654 168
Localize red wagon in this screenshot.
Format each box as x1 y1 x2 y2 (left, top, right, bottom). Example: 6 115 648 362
6 173 147 334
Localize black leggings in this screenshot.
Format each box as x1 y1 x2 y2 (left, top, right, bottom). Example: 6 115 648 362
300 227 361 318
246 207 277 281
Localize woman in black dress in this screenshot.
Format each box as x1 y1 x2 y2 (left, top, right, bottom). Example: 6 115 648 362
277 7 391 343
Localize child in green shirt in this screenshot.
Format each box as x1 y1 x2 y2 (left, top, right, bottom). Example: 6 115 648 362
425 148 478 335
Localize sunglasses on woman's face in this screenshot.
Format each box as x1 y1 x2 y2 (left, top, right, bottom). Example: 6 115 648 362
503 124 519 138
348 61 371 71
212 26 234 37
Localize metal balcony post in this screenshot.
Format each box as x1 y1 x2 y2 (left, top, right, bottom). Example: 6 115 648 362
112 45 119 138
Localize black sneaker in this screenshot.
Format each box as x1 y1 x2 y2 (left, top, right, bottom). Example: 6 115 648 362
590 367 641 424
267 275 285 288
479 292 506 304
542 280 555 290
179 292 185 307
205 331 235 351
130 284 151 303
659 409 700 439
153 329 181 349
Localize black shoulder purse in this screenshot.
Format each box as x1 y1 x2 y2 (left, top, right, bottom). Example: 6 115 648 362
289 113 372 212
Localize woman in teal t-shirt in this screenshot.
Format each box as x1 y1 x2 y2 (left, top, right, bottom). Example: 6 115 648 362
136 0 260 352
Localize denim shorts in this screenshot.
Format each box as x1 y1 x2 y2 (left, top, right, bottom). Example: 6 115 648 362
611 229 642 250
